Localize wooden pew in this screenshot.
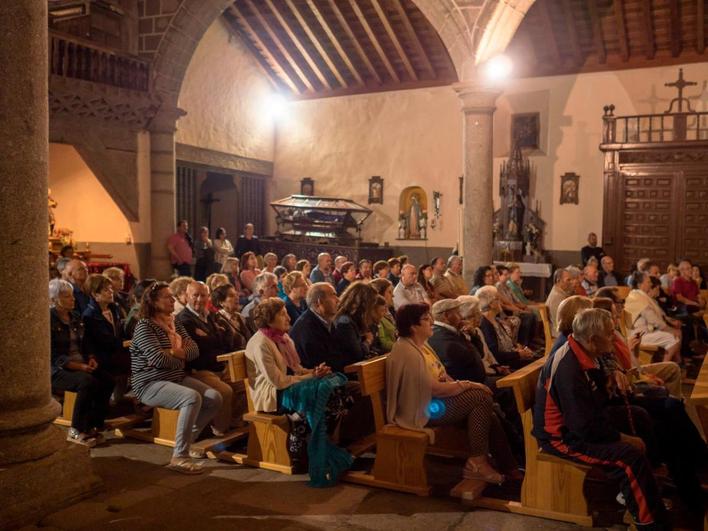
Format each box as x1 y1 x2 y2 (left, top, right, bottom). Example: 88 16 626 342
53 390 142 431
215 350 293 474
342 355 493 501
619 309 660 365
115 351 248 456
536 304 553 356
689 350 708 439
615 286 630 300
495 357 594 526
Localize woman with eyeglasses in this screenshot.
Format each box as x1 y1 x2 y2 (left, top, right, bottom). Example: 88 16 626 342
130 281 222 474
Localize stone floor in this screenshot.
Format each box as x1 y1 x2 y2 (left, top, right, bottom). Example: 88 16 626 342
20 431 632 531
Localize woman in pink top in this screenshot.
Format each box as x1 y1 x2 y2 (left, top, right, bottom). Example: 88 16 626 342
239 251 261 296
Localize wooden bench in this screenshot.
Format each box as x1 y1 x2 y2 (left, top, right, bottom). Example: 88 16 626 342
619 309 661 365
115 351 248 456
689 351 708 439
495 357 595 526
536 304 553 356
342 355 493 500
53 390 142 431
615 286 630 300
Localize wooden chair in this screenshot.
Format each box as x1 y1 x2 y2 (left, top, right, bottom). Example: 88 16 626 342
536 304 553 356
342 355 492 501
116 351 249 456
216 350 293 474
495 358 595 526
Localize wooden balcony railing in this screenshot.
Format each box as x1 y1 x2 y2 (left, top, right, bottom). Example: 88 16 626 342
602 104 708 145
49 31 149 91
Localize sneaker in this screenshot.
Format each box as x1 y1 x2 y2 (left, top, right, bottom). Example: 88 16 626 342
67 428 97 448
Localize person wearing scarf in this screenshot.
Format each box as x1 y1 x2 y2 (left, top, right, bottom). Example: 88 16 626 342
245 297 353 486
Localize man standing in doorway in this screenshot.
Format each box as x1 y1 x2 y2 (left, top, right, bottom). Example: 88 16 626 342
167 220 193 277
235 223 261 258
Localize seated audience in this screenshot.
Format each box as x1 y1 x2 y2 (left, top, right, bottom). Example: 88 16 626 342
241 271 279 323
295 259 312 286
336 261 356 296
457 296 509 379
625 257 651 287
505 264 533 307
477 286 534 369
469 265 494 295
387 257 402 287
130 281 222 474
64 259 91 314
626 271 682 363
393 263 430 310
239 251 261 296
369 295 390 356
672 258 705 312
124 278 157 338
205 273 230 314
430 257 451 299
580 231 605 265
234 222 261 258
386 303 518 498
332 255 348 284
169 276 192 315
290 282 341 370
103 266 130 319
263 252 278 274
496 265 537 345
598 255 623 287
550 295 594 354
220 257 241 292
176 281 234 436
532 308 666 529
417 263 437 302
370 278 397 352
545 268 574 336
50 279 114 447
581 263 600 297
213 227 234 268
333 282 378 367
211 283 252 350
273 266 288 299
281 253 297 272
428 299 486 384
283 271 308 324
310 252 335 285
245 297 352 482
373 260 390 280
691 264 706 289
194 226 215 282
357 259 373 282
444 256 467 296
566 265 585 296
82 274 129 395
659 263 678 294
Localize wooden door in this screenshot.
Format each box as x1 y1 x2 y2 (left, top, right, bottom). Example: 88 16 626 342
679 170 708 265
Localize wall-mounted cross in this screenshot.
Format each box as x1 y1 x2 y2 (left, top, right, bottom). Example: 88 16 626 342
664 68 697 113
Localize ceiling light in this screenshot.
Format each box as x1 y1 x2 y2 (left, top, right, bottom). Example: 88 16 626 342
483 54 513 82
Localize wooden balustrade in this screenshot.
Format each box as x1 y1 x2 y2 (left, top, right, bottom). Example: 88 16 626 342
49 31 149 91
602 104 708 145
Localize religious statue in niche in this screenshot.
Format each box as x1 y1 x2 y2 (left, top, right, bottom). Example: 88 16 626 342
493 141 546 262
398 186 428 240
300 177 314 196
560 172 579 205
511 112 540 150
431 191 442 228
368 176 383 204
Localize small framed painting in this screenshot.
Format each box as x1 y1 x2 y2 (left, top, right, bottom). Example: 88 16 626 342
560 172 579 205
511 112 540 150
300 177 314 196
368 176 383 204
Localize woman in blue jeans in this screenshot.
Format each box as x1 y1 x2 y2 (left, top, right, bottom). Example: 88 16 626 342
130 281 222 474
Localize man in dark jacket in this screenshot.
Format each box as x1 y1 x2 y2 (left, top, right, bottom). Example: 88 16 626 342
533 308 665 529
176 281 232 436
234 223 261 259
428 299 486 383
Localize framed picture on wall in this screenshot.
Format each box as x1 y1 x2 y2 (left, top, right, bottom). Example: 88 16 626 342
300 177 314 196
368 176 383 204
560 172 579 205
511 112 540 150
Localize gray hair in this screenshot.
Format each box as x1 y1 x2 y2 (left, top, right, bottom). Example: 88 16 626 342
456 295 480 318
565 265 581 278
306 282 334 308
254 271 277 294
572 308 613 343
55 257 71 275
447 255 462 268
220 257 239 273
401 263 416 274
553 268 567 284
475 285 498 312
48 278 73 307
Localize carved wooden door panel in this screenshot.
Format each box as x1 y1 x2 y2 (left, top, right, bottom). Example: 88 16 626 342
617 170 678 273
679 170 708 266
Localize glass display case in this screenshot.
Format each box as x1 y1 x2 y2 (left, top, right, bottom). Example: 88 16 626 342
270 194 372 244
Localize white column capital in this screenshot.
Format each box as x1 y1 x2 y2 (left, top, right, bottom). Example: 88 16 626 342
452 82 501 114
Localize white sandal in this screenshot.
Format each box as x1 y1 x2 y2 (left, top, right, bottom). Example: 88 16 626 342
166 458 204 475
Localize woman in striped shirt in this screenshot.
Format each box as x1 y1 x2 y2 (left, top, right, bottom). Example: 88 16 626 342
130 281 222 474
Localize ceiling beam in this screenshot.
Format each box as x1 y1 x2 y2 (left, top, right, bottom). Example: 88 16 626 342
698 0 705 54
306 0 366 86
392 0 435 78
613 0 629 61
587 0 607 64
324 0 382 85
640 0 655 59
347 0 401 82
242 0 315 92
669 0 682 57
537 0 561 65
371 0 417 81
263 0 331 90
283 0 349 88
227 5 300 93
560 0 583 67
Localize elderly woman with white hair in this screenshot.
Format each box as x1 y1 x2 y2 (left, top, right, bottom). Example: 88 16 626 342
49 278 115 447
477 286 535 370
457 296 509 379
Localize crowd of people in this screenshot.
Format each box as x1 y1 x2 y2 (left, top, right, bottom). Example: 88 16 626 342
47 222 706 527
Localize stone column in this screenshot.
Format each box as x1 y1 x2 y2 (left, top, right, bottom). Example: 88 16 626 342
454 83 501 286
0 2 99 527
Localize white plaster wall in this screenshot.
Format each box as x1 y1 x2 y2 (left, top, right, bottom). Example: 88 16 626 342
272 86 463 247
176 18 275 162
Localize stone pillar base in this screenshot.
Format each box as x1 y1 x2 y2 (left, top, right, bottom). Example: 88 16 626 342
0 442 102 529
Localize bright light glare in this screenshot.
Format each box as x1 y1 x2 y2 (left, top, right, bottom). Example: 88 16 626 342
264 92 288 121
483 54 513 82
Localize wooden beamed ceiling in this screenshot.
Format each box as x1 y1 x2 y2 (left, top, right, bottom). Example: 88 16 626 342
222 0 458 99
507 0 708 78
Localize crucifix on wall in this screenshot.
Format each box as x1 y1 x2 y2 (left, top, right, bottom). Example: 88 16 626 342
201 192 221 231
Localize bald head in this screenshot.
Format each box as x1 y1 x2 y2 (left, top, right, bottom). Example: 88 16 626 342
64 259 88 286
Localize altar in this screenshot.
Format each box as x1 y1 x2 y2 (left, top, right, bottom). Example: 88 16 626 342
494 260 552 299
